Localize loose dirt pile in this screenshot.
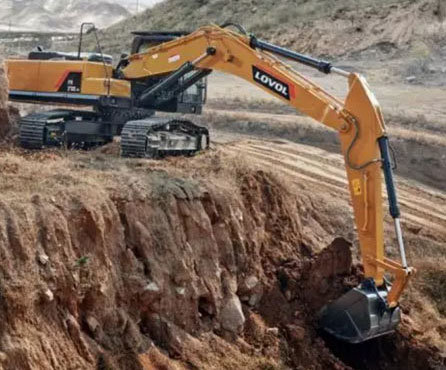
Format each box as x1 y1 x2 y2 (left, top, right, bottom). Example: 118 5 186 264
0 145 443 370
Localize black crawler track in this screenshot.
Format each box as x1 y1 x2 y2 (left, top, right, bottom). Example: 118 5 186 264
121 117 209 158
19 110 74 149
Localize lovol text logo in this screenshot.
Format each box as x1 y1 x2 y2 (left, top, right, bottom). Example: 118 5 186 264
252 66 290 100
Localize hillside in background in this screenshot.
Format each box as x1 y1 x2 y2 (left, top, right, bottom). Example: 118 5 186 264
0 0 131 32
93 0 445 59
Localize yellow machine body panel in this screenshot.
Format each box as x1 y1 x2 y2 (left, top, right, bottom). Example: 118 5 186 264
5 59 131 99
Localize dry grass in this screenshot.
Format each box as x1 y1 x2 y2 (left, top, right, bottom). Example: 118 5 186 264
74 0 439 57
0 141 256 207
386 110 446 135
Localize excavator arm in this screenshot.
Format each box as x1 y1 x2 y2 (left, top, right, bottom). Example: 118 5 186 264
122 25 414 343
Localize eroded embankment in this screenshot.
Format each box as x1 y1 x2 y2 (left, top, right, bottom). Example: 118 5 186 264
0 148 443 370
0 66 18 141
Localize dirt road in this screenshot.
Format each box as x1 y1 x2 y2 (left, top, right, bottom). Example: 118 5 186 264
208 65 446 123
215 135 446 238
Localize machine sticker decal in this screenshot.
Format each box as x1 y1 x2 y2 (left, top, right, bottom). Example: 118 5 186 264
168 54 180 63
352 178 362 196
252 65 291 100
57 71 82 93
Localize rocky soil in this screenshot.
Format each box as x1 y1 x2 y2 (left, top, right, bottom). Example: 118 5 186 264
0 141 444 370
0 83 443 368
0 79 444 368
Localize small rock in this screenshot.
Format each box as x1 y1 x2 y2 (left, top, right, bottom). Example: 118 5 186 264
175 287 186 296
239 275 263 307
406 75 416 82
72 271 80 284
86 316 100 333
0 351 7 362
222 271 238 294
141 282 162 305
220 294 245 333
248 292 262 307
38 253 49 265
267 327 279 336
44 289 54 302
245 275 259 290
66 314 79 329
144 282 160 292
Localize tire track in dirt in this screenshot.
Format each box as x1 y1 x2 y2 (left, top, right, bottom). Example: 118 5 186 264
245 142 446 223
206 107 446 190
221 139 446 236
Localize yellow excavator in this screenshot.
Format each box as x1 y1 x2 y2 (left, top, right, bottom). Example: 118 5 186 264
5 23 414 343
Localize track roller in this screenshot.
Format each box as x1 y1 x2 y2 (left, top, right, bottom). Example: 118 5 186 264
121 117 209 158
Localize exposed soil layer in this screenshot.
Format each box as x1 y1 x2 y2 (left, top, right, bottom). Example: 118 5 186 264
0 144 443 369
0 66 18 141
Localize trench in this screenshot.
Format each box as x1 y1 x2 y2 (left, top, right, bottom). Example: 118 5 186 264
319 329 443 370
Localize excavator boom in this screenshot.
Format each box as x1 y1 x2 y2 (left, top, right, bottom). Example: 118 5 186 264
121 24 413 343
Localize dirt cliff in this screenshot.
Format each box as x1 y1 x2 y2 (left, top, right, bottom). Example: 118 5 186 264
0 145 443 370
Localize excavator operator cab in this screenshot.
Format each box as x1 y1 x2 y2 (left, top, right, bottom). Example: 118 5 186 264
129 31 207 114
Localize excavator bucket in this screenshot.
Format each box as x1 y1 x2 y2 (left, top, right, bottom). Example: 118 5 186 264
319 280 401 343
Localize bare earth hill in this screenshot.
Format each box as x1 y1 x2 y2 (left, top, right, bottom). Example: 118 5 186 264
94 0 445 59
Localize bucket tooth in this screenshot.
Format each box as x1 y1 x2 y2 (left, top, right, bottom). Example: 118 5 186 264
319 279 401 343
